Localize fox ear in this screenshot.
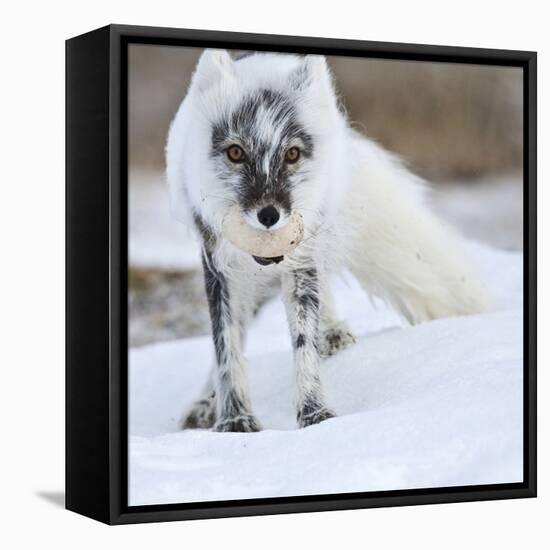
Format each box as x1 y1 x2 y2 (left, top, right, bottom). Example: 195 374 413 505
191 49 236 93
290 55 334 95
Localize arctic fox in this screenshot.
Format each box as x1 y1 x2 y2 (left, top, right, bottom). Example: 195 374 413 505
166 50 491 432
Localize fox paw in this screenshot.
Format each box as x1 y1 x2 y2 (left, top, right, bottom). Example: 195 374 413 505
297 407 336 428
214 414 262 433
181 398 216 430
319 326 356 358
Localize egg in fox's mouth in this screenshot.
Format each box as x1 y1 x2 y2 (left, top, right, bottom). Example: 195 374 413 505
252 255 284 266
221 206 304 263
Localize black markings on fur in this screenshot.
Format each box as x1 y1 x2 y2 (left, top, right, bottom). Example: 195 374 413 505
298 395 323 421
192 210 216 252
291 267 323 358
297 287 320 311
327 331 341 347
215 415 261 433
211 89 314 212
201 250 230 366
324 329 347 353
192 211 230 365
298 407 335 427
183 398 216 430
293 267 320 321
296 394 334 427
225 389 248 418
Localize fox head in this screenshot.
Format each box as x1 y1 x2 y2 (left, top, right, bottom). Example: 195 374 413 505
166 50 349 242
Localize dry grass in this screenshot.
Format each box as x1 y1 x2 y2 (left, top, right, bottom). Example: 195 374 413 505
129 267 209 347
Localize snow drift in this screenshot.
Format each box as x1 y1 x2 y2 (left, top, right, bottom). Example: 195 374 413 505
128 242 523 506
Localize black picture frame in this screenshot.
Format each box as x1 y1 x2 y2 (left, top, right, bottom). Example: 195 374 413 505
66 24 537 525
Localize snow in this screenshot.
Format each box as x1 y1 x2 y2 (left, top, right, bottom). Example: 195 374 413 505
129 170 201 270
128 242 524 506
431 176 523 251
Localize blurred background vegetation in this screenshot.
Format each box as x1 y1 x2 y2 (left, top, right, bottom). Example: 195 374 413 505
128 45 523 347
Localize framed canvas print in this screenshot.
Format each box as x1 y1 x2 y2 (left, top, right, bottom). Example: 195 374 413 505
66 24 537 524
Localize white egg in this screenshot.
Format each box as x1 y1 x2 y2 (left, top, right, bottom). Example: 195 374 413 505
222 206 304 257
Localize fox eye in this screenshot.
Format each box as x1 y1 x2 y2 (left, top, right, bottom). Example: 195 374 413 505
285 146 301 164
226 144 245 163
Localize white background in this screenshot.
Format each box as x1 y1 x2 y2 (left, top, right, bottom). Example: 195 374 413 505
1 0 547 547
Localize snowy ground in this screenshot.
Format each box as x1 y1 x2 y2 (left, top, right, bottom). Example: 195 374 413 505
128 240 524 506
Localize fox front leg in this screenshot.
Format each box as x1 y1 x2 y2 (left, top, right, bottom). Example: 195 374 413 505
282 265 335 428
202 252 261 433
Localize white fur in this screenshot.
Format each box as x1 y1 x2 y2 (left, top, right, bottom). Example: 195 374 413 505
167 50 492 431
166 50 491 325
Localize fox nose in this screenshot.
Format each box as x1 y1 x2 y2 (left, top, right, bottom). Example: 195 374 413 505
257 205 280 228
